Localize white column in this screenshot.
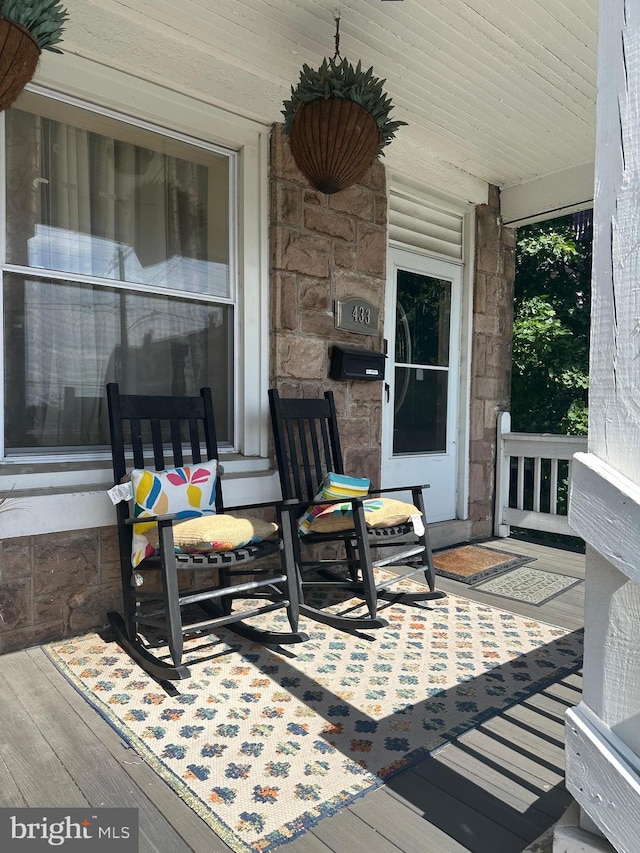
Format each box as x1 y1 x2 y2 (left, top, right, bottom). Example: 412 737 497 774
559 1 640 851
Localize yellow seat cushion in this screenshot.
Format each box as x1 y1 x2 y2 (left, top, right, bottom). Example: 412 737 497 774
309 498 421 533
144 513 279 554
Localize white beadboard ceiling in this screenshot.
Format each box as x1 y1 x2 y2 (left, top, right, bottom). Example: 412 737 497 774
54 0 598 205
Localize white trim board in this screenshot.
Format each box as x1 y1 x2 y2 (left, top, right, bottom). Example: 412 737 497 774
569 452 640 586
566 703 640 853
501 162 594 226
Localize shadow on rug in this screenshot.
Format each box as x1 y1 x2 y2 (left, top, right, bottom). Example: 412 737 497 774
43 582 583 853
433 543 534 584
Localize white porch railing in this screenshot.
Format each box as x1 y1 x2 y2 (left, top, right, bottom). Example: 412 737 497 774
494 411 588 538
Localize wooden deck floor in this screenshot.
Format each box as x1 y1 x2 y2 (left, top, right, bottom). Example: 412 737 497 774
0 537 584 853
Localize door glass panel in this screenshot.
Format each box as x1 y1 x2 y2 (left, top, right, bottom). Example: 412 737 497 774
393 367 448 454
395 271 451 366
393 270 451 455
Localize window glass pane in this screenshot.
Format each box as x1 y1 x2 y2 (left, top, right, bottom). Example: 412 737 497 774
3 274 233 451
395 271 451 366
393 367 448 454
5 104 230 297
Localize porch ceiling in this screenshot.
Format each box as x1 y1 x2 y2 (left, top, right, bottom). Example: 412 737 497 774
58 0 598 206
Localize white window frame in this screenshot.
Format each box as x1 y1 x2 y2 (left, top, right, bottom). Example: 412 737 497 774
0 70 271 496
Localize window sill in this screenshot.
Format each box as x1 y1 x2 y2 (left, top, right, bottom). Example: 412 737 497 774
0 454 271 493
0 457 280 540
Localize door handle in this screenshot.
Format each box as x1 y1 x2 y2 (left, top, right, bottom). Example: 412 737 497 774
384 382 390 403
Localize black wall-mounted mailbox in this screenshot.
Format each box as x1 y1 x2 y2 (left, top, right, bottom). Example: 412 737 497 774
329 345 386 381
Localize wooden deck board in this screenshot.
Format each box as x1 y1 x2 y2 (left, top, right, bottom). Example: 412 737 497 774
0 751 29 808
0 662 89 808
0 538 584 853
27 648 231 853
9 649 195 853
384 760 549 842
357 773 527 853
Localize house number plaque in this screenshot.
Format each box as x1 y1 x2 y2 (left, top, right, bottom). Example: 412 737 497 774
335 297 379 335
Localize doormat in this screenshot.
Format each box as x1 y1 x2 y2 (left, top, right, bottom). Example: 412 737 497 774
43 578 583 853
474 566 583 606
433 543 534 584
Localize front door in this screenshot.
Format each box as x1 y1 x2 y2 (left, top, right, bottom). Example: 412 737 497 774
382 248 462 522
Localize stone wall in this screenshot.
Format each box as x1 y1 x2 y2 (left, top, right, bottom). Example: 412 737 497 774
0 526 232 653
270 125 388 483
0 527 122 654
468 185 516 538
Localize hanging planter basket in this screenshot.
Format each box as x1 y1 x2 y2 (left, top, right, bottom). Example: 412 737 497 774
289 98 381 195
0 17 40 112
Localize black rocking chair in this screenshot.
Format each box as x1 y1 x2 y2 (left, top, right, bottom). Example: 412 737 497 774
106 383 307 681
269 388 446 632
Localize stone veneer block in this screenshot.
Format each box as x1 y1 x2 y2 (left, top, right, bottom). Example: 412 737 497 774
1 536 33 580
273 227 331 278
333 242 357 269
304 207 355 241
300 277 331 311
277 336 328 380
0 579 31 632
356 223 386 276
328 185 375 220
334 269 384 302
272 271 298 331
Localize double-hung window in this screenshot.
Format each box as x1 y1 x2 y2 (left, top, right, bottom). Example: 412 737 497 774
2 93 236 457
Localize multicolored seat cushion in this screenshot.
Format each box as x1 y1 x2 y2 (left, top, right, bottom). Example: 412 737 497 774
129 460 218 567
308 497 423 534
143 513 278 555
297 472 370 535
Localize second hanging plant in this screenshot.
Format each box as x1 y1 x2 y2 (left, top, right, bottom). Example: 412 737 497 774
282 21 407 194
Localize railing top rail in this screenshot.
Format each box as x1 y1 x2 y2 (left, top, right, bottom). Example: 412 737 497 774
502 433 587 460
503 432 587 445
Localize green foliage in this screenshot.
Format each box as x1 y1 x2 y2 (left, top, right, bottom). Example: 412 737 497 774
1 0 68 53
512 216 591 435
282 57 407 156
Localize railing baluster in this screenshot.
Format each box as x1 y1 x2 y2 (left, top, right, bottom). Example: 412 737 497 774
517 456 525 509
550 458 559 515
533 457 541 513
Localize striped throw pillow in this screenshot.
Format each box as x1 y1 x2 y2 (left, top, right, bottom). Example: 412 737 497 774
297 472 370 535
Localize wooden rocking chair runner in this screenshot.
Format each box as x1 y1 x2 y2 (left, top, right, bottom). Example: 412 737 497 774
106 383 307 682
268 388 446 632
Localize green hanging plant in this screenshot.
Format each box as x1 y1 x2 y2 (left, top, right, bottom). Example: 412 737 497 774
0 0 69 53
282 56 407 158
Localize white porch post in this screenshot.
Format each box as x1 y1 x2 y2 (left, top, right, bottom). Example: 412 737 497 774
558 1 640 851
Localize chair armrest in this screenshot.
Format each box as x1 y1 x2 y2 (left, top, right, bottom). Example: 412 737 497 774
124 513 177 526
223 499 284 513
281 496 367 510
368 484 430 495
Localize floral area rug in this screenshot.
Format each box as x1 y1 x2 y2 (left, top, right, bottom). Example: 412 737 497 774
43 581 583 853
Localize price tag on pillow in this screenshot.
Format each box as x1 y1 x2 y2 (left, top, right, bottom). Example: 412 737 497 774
107 482 132 505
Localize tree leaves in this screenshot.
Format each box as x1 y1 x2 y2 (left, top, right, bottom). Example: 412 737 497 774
512 216 591 436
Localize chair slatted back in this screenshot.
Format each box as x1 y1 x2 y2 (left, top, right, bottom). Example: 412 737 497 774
106 383 223 513
269 389 344 505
